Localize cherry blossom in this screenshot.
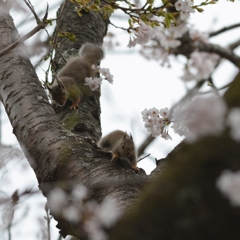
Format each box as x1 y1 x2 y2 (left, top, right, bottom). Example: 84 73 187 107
142 107 172 140
160 107 170 118
216 170 240 207
128 20 157 47
189 29 209 43
175 0 195 20
226 108 240 141
85 77 102 91
181 51 220 81
172 95 227 142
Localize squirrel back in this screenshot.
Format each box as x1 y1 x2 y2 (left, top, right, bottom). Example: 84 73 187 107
98 130 138 171
78 43 104 65
47 43 104 110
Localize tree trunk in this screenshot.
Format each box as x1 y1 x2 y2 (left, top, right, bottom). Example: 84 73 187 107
0 2 147 238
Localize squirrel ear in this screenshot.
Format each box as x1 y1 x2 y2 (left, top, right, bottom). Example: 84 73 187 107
123 131 127 139
56 76 65 89
130 133 133 140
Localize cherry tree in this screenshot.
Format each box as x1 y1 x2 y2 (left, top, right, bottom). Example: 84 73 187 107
0 0 240 239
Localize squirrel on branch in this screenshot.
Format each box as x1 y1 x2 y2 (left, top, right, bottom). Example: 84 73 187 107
98 130 139 172
47 43 104 110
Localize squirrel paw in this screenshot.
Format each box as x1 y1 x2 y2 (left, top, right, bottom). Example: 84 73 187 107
69 104 79 110
132 165 139 172
111 154 119 162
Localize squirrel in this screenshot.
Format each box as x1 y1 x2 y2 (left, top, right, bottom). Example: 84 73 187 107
47 43 104 110
98 130 139 171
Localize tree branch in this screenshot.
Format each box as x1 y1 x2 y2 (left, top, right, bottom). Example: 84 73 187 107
209 23 240 37
198 42 240 68
0 2 148 239
229 38 240 51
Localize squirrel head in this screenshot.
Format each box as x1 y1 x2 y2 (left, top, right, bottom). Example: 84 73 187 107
119 132 135 158
47 77 68 106
78 43 104 65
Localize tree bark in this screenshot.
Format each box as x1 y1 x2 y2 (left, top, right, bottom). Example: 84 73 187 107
0 2 147 238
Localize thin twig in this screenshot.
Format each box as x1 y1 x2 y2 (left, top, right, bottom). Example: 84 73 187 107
44 0 67 85
229 38 240 51
137 153 151 163
209 23 240 37
45 203 51 240
137 135 155 157
0 2 48 58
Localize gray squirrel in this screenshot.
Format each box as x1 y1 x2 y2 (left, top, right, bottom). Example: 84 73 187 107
47 43 104 110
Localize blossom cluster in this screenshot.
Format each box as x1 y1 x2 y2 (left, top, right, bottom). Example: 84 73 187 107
216 170 240 207
84 65 114 91
142 95 233 142
142 94 240 143
128 21 157 48
47 185 120 240
175 0 195 20
139 21 188 66
141 107 172 140
181 51 220 82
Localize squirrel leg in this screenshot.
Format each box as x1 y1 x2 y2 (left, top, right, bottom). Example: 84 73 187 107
111 153 119 162
131 162 139 172
69 96 81 110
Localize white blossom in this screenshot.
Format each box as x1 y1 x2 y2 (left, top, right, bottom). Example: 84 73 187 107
99 67 114 83
85 219 108 240
181 51 219 82
83 197 120 240
175 0 195 20
227 108 240 141
91 64 100 71
127 37 137 48
63 205 80 223
175 0 184 11
216 170 240 207
142 107 172 140
148 107 160 118
172 95 227 142
189 29 209 43
141 108 150 120
72 184 88 202
128 21 157 47
85 77 102 91
180 10 190 20
95 197 120 227
160 107 170 118
171 105 189 136
48 188 67 214
169 22 188 39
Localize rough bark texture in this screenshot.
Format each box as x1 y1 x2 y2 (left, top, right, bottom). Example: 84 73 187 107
2 1 240 239
0 2 148 239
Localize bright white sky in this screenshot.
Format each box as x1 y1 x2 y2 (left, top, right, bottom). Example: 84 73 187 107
1 0 240 239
